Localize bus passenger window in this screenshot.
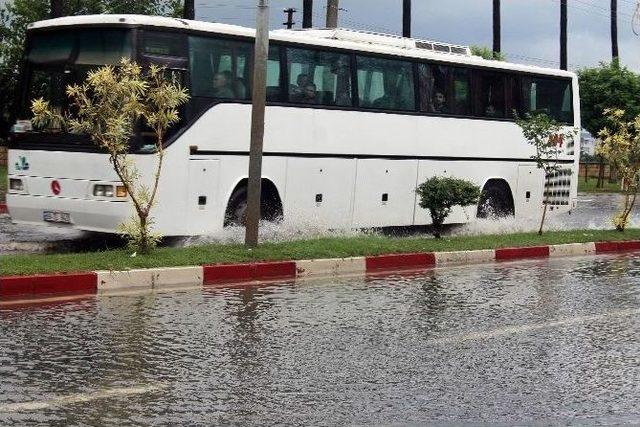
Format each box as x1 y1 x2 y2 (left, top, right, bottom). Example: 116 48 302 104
452 68 471 115
520 77 573 124
477 72 506 118
357 56 414 111
286 48 352 106
189 36 252 100
266 47 282 102
418 64 450 114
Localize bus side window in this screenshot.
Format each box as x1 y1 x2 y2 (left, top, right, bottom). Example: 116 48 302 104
418 63 451 114
188 35 251 100
266 46 282 102
357 56 414 111
476 71 506 118
520 77 573 124
452 67 471 116
286 48 352 106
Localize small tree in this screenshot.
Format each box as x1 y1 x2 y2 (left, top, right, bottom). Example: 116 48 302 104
516 113 573 235
416 177 481 238
32 59 189 253
598 109 640 231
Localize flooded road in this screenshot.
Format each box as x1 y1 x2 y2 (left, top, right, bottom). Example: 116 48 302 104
1 253 640 425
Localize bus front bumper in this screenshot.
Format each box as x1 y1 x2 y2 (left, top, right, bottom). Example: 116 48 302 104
6 194 132 234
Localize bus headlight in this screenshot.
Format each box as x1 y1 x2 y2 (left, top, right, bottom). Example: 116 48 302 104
93 184 114 197
9 178 24 192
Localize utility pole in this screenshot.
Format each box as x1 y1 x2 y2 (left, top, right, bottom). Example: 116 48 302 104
283 8 296 29
611 0 619 60
303 0 313 28
245 0 270 248
403 0 411 38
184 0 195 20
560 0 568 70
50 0 63 18
492 0 501 58
326 0 339 28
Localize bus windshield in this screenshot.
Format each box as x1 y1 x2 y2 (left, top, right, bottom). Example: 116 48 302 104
23 28 132 125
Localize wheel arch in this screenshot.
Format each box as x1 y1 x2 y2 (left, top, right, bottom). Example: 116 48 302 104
477 177 515 217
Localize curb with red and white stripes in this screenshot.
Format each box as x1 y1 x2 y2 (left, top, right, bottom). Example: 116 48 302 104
1 240 640 301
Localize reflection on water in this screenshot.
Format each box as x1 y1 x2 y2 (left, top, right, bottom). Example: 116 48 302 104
1 254 640 425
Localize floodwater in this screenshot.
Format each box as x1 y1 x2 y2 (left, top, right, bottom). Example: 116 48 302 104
0 193 637 254
1 253 640 425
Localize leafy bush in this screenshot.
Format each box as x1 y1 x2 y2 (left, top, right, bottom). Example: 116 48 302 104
416 177 481 238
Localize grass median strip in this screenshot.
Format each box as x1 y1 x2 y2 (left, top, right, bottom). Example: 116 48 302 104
3 229 640 276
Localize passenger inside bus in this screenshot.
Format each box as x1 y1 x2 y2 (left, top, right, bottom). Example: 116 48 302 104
299 83 318 104
432 91 448 113
212 71 234 98
290 73 311 101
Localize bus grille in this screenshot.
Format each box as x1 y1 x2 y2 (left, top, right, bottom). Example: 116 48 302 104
544 168 572 206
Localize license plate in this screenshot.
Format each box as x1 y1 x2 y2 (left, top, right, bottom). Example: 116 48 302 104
43 210 71 224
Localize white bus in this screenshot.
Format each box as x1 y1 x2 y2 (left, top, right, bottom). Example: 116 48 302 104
7 15 580 235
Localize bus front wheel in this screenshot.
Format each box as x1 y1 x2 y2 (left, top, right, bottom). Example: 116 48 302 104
224 181 283 227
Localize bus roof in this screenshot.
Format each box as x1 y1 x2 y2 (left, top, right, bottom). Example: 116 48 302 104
28 14 576 79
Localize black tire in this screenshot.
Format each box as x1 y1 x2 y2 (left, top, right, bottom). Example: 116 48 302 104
224 185 283 227
224 186 248 226
477 182 515 218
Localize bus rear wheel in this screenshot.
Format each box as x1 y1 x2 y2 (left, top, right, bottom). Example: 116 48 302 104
477 180 515 218
224 181 283 227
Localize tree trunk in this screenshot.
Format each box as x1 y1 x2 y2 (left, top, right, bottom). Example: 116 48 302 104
539 170 551 235
50 0 64 18
597 157 605 188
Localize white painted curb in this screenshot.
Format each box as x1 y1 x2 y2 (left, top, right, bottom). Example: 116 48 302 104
97 266 204 295
296 257 366 279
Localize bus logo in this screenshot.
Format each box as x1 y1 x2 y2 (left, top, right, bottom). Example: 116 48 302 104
15 156 30 171
51 180 61 195
550 134 564 147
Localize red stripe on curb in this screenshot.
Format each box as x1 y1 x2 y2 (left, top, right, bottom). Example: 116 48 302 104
0 203 7 214
203 261 296 286
595 240 640 253
0 273 97 299
366 253 436 272
495 246 550 261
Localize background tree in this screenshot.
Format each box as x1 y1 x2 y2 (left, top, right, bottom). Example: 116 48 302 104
578 59 640 137
516 113 573 235
597 109 640 231
470 45 505 61
0 0 182 141
32 60 189 253
416 177 480 239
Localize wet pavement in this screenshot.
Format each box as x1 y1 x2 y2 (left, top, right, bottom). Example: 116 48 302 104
1 253 640 425
1 192 638 254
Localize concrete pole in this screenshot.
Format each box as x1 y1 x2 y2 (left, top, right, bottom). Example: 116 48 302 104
560 0 568 70
403 0 411 38
245 0 270 248
611 0 619 60
184 0 195 20
50 0 63 18
326 0 339 28
492 0 501 58
303 0 313 28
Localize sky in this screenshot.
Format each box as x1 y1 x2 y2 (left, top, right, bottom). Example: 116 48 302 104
194 0 640 72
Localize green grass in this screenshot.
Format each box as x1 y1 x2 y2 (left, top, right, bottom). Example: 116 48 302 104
578 179 623 193
0 165 6 202
3 229 640 276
